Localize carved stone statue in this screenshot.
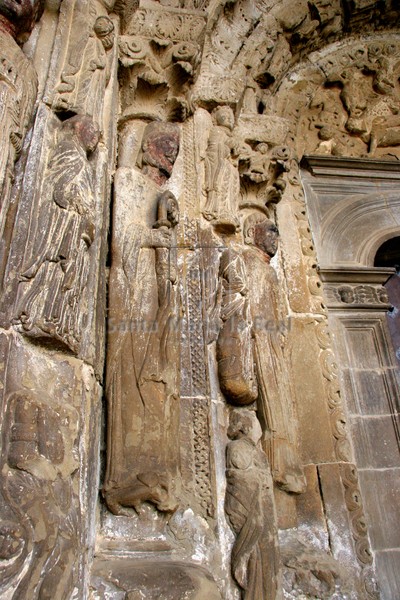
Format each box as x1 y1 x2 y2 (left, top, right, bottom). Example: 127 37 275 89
0 0 44 43
242 214 305 493
103 122 181 515
203 106 241 234
0 391 79 599
225 409 280 600
75 15 115 121
13 115 100 355
217 214 305 494
216 247 258 406
0 0 44 287
241 143 289 202
138 122 181 186
53 12 115 122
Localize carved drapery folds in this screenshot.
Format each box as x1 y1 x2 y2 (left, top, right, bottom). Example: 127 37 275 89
51 0 116 123
225 409 280 600
0 0 394 597
217 246 258 405
12 115 100 355
103 121 182 516
0 0 44 289
216 215 305 494
202 106 241 233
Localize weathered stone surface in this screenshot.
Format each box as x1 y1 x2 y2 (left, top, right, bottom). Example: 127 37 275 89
225 409 280 599
12 115 100 355
0 0 43 293
286 317 336 463
91 560 222 599
103 122 182 516
0 331 101 599
295 464 327 534
358 469 400 551
1 1 399 599
374 550 400 600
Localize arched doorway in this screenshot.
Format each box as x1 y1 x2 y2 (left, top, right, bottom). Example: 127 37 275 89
301 156 400 600
375 237 400 365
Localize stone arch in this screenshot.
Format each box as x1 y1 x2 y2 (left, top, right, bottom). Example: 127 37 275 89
319 191 400 268
375 234 400 267
273 34 400 159
192 0 400 113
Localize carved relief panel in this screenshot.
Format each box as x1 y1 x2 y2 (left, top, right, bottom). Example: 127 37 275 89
292 39 400 159
50 0 116 125
12 115 100 356
0 333 101 600
0 0 44 291
103 121 182 516
118 5 206 122
2 1 398 598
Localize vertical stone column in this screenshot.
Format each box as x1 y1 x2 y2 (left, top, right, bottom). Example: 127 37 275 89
0 2 119 598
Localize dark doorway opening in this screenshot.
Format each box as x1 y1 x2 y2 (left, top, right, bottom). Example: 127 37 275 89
375 236 400 365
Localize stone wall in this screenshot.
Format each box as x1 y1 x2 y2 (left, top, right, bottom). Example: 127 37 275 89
0 1 399 599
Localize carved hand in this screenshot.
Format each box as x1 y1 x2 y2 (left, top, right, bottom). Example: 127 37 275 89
150 228 172 248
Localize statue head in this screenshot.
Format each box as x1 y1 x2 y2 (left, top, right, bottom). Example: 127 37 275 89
227 409 262 445
61 115 100 156
155 190 179 229
338 286 354 304
141 122 180 184
213 105 234 130
0 0 45 41
244 214 279 258
255 142 269 155
94 16 114 50
318 126 335 141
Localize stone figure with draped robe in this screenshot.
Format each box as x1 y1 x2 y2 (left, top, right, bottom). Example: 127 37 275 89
103 121 181 516
217 214 305 494
0 0 44 289
242 214 305 493
216 247 258 406
203 106 241 234
13 115 99 355
225 409 280 600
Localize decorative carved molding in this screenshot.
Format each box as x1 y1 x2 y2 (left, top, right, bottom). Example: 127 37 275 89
118 5 206 122
192 397 214 518
290 170 353 463
340 463 380 599
324 283 391 309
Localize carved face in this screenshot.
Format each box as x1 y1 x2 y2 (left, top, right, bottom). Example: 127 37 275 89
142 125 180 178
94 16 114 50
0 0 43 37
253 220 279 258
166 195 179 227
256 143 269 155
214 107 234 130
75 117 100 155
228 409 262 445
339 286 354 304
